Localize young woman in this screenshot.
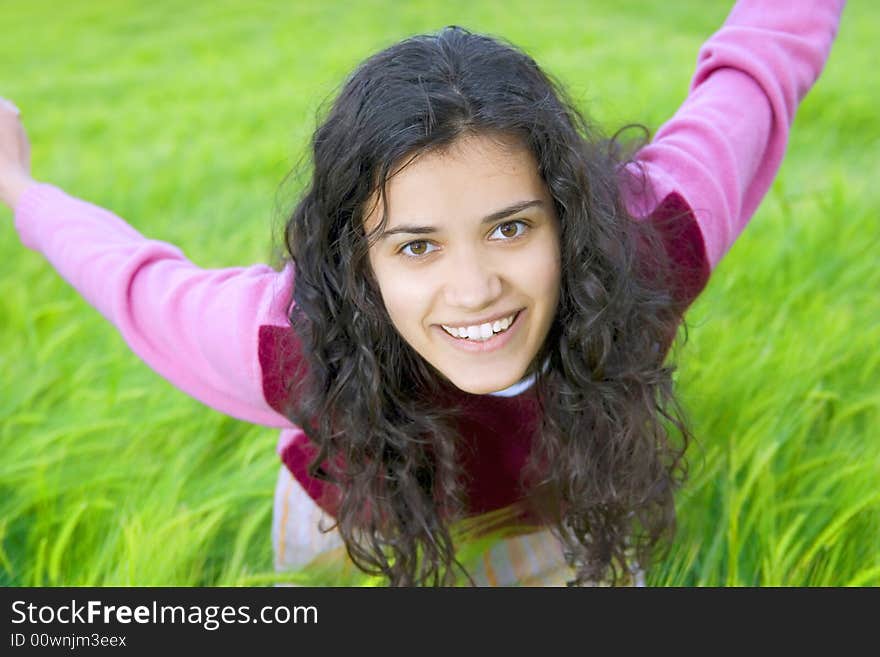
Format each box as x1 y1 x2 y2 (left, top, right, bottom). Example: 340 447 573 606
0 1 844 586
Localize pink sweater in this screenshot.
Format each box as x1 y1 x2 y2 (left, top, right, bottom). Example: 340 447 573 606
12 1 844 516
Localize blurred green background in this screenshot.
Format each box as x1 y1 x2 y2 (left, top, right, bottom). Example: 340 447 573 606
0 0 877 586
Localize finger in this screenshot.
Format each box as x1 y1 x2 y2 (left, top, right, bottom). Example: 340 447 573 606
0 97 22 117
17 117 31 168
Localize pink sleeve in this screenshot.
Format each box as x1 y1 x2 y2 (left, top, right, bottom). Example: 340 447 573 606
14 183 297 429
626 0 845 271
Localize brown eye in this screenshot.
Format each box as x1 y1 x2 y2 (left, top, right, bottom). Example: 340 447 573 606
400 240 436 258
493 220 527 241
499 222 519 238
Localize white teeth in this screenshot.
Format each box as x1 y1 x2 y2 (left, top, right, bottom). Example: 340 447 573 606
441 312 518 341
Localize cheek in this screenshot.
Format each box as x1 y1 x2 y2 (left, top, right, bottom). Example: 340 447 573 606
521 242 562 302
372 265 427 333
539 257 562 294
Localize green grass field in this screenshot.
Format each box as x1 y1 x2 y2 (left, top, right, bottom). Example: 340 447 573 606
1 0 877 586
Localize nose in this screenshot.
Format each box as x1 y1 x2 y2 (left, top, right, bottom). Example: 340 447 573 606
441 248 503 311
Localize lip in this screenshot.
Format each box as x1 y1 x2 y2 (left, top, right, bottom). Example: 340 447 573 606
433 309 525 354
440 308 522 330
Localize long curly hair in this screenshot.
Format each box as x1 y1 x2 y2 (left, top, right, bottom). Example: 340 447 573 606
281 26 694 586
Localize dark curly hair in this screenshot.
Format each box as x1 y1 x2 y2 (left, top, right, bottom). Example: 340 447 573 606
281 26 695 586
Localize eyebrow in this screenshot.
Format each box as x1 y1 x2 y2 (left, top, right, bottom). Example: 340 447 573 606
377 199 545 241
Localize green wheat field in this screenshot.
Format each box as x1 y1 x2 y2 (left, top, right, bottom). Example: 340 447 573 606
1 1 877 586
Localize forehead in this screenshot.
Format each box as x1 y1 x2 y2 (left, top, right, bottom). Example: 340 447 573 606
363 134 548 232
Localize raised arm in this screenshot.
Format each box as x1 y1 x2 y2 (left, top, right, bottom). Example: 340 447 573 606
11 181 299 429
626 0 845 294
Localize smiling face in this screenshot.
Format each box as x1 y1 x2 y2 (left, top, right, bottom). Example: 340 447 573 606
364 133 562 395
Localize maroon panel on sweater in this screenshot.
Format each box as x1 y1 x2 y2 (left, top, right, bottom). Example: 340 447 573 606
258 324 305 417
646 192 711 311
448 388 541 515
259 192 710 519
280 430 341 515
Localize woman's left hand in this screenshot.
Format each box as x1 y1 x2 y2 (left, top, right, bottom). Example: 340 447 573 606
0 97 35 211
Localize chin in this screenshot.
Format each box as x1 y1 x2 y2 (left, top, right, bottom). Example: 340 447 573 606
453 382 496 395
445 369 526 396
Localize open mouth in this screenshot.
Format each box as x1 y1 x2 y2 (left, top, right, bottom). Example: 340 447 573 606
440 309 522 342
435 309 525 353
